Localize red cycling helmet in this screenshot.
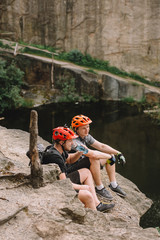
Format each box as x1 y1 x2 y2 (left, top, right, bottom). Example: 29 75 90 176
52 127 78 141
71 114 92 129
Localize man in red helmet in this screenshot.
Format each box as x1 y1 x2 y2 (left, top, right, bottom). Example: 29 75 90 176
41 126 115 212
67 115 126 200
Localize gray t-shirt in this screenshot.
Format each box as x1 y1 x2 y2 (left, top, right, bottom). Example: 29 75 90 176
73 134 95 149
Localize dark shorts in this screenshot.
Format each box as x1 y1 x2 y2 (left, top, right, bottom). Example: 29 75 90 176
66 157 91 174
67 170 81 184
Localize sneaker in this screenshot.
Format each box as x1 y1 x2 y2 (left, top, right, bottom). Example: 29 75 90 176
96 202 115 212
109 184 126 198
95 187 113 200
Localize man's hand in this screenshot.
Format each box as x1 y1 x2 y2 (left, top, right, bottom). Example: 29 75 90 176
117 152 126 166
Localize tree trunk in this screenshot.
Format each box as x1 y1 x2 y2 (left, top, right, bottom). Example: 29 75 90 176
29 110 43 188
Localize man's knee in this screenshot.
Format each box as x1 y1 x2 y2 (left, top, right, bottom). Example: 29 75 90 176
89 157 100 167
83 168 91 176
78 168 92 179
78 190 93 202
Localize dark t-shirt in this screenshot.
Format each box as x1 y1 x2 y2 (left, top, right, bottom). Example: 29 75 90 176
42 145 68 173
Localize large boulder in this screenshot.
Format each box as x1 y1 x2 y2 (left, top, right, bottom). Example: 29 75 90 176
0 126 159 240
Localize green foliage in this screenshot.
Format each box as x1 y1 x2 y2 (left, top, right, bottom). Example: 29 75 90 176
55 49 159 88
138 96 146 103
56 49 110 70
19 41 57 53
0 60 25 113
17 43 160 89
122 97 135 103
154 81 160 87
21 99 33 108
108 65 126 76
57 77 96 103
86 69 97 74
57 78 79 102
156 227 160 233
67 49 84 64
81 93 96 102
0 40 13 50
131 82 140 86
129 72 149 84
20 47 53 58
18 40 28 46
147 104 160 126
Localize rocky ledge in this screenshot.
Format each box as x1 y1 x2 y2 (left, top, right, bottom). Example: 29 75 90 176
0 126 159 240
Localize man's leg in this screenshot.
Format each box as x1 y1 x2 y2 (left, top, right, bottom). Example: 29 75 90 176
78 190 96 210
66 157 113 200
89 158 102 186
89 158 113 200
78 168 100 206
66 157 101 185
78 168 115 212
105 161 116 182
100 159 126 197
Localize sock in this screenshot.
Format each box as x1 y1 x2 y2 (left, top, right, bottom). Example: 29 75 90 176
96 184 104 190
110 181 118 188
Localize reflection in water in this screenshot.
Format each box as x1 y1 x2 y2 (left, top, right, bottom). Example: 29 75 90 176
1 101 160 227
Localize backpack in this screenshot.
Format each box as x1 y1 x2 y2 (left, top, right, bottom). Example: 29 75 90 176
26 143 52 165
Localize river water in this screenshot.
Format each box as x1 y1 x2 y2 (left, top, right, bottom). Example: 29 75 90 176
1 101 160 228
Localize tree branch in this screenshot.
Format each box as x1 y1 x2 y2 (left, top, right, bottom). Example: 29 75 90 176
0 206 28 226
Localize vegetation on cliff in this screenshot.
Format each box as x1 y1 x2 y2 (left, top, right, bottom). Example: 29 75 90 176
1 39 160 89
0 59 26 114
20 44 160 88
56 49 160 88
0 40 160 118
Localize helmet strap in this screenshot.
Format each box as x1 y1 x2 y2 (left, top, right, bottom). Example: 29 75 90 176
61 144 65 152
74 127 78 134
60 141 66 152
54 140 65 152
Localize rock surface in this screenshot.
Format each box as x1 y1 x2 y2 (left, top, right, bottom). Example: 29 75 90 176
0 0 160 81
0 125 159 239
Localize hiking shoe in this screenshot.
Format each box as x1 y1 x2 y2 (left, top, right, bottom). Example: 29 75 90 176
96 202 115 212
95 187 113 200
109 184 126 198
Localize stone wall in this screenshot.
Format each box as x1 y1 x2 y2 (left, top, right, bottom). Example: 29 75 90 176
0 0 160 82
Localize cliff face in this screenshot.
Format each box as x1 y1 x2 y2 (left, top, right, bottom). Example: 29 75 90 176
0 0 160 81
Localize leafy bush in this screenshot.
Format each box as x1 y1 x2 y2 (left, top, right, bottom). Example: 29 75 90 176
57 77 96 103
80 93 96 102
56 50 110 70
67 49 84 64
0 60 25 113
57 78 79 102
